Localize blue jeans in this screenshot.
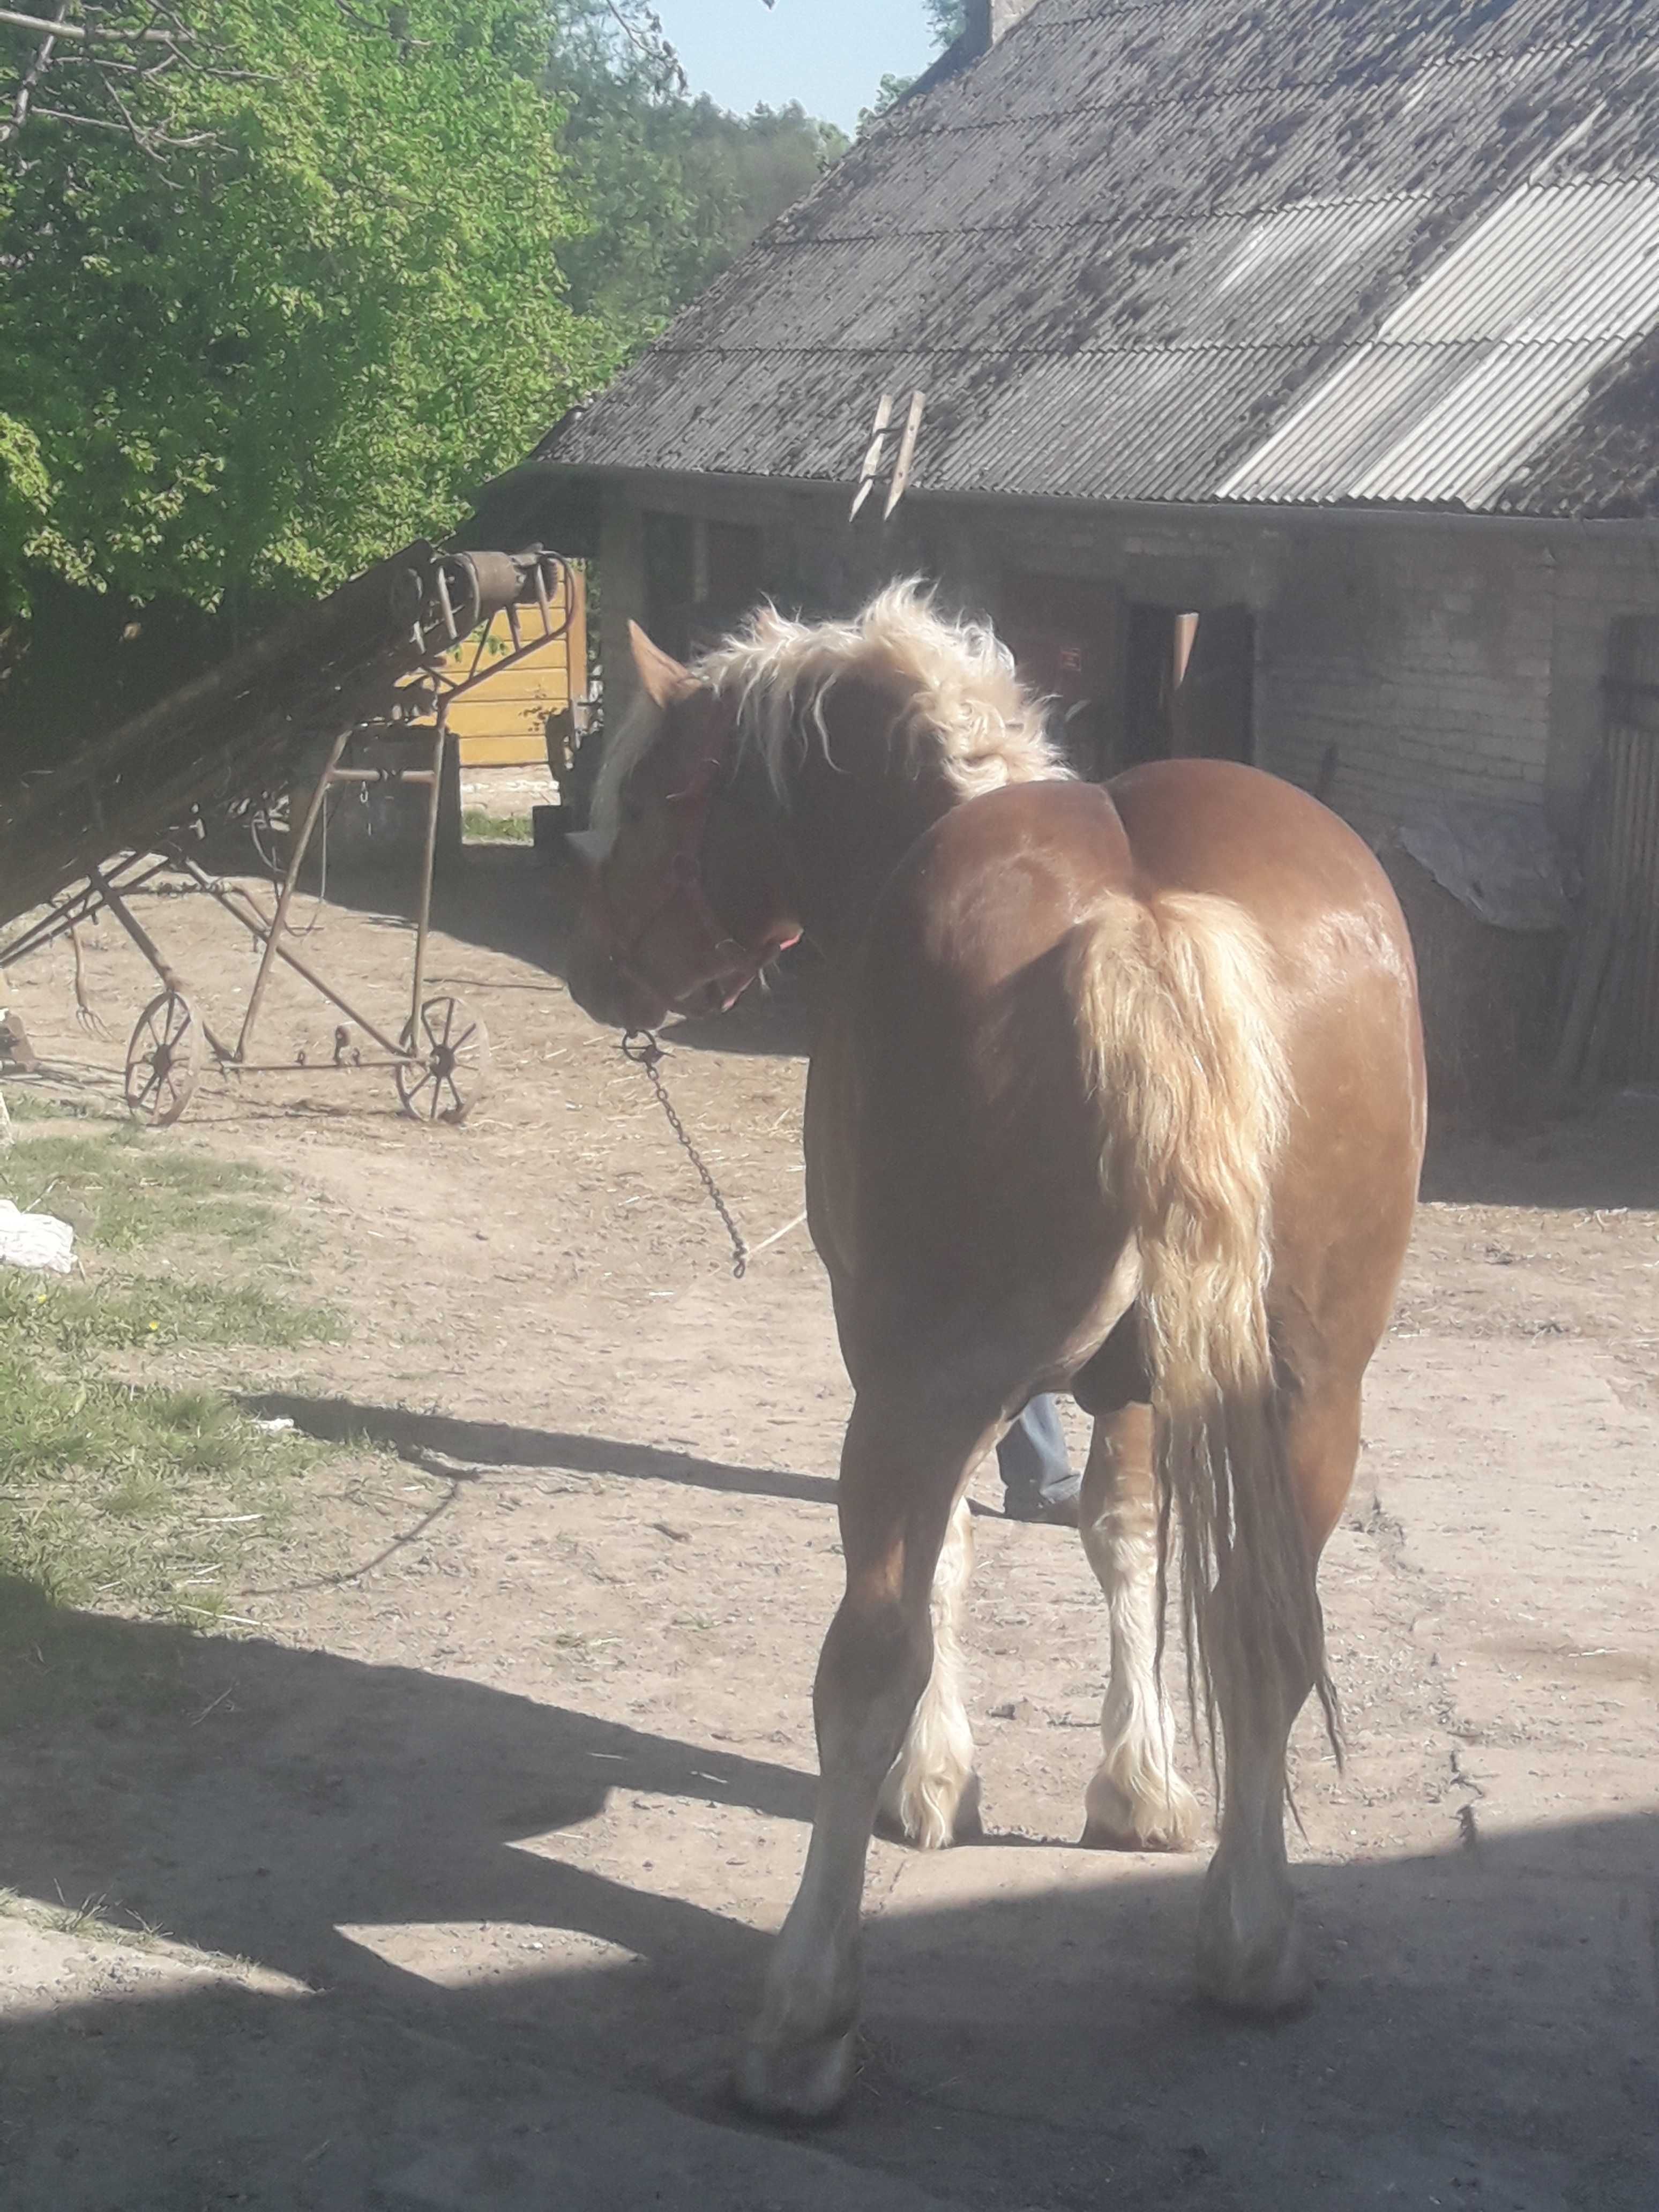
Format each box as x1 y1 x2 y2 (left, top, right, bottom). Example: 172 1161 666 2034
996 1394 1075 1508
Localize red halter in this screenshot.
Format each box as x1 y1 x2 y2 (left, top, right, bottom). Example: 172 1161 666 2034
595 739 796 1013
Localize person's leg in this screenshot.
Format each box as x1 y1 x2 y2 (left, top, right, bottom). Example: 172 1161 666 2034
997 1394 1080 1523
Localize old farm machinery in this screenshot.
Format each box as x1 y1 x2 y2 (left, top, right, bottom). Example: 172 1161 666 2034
0 543 579 1125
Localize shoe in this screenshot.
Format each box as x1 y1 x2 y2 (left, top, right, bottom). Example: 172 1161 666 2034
1003 1482 1081 1529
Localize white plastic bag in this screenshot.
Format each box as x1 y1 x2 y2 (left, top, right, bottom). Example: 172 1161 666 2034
0 1197 74 1274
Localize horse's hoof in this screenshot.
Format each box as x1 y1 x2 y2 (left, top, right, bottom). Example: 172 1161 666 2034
952 1770 985 1842
875 1768 982 1850
1081 1768 1200 1854
1194 1901 1312 2016
734 2028 858 2123
1080 1813 1198 1853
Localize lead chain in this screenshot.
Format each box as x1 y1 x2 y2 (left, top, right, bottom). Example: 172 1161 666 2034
622 1029 749 1278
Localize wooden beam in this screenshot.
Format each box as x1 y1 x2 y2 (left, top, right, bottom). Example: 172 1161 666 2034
883 391 926 520
849 392 895 522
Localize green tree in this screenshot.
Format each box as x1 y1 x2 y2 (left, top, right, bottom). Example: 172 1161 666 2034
545 9 846 344
0 0 845 770
859 0 967 130
0 0 848 628
0 0 607 622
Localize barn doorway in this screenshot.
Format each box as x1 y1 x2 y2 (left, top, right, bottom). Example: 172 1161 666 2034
642 511 764 662
998 573 1123 779
999 575 1254 779
1124 602 1255 767
1591 617 1659 1081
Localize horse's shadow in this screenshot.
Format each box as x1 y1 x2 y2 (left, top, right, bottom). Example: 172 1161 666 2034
236 1389 842 1508
0 1579 804 2022
3 1580 1654 2210
233 1394 1010 1526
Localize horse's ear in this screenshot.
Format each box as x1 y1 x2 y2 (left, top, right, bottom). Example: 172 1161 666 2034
629 621 697 710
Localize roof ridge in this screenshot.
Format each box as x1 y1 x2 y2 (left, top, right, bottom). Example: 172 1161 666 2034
880 38 1621 142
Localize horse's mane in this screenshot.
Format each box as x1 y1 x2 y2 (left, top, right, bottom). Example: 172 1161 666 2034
592 582 1066 838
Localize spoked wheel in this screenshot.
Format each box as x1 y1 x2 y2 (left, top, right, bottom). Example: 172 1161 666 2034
124 990 200 1126
395 994 490 1125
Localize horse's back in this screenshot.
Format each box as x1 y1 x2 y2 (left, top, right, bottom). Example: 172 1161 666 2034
1109 758 1413 970
843 759 1424 1378
1111 758 1426 1372
875 759 1418 1039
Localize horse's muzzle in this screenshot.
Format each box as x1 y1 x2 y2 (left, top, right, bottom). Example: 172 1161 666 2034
565 929 671 1032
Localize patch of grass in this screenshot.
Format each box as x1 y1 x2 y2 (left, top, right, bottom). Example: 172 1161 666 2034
0 1111 372 1713
0 1130 280 1252
0 1883 173 1953
0 1091 102 1123
0 1359 332 1625
0 1575 196 1724
462 806 533 842
0 1272 342 1354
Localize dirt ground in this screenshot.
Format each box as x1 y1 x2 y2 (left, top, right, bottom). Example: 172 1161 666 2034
0 846 1654 2212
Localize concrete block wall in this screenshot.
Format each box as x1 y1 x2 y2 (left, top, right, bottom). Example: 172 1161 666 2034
1253 528 1559 838
1258 523 1659 842
1543 529 1659 831
595 474 1659 850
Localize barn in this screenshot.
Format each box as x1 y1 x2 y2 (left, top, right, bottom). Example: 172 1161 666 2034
473 0 1659 1107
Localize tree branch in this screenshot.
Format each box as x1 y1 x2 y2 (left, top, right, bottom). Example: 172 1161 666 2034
603 2 685 92
1 0 65 148
0 7 187 41
29 100 214 144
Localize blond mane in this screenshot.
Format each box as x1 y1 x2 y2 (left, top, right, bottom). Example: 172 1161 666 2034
592 581 1065 840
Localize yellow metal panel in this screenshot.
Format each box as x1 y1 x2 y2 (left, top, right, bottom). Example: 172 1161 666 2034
457 734 551 768
399 566 588 769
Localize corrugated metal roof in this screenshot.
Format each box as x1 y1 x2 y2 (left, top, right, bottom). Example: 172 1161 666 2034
537 0 1659 518
1220 177 1659 502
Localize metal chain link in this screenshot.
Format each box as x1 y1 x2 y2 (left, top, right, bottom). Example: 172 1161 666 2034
622 1029 749 1278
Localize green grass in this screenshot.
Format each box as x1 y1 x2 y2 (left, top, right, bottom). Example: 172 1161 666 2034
0 1360 329 1624
461 806 533 842
0 1130 280 1251
0 1108 355 1661
0 1272 341 1355
0 1090 100 1123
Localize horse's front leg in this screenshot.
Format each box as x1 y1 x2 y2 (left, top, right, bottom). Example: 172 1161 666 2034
877 1490 977 1849
736 1386 988 2123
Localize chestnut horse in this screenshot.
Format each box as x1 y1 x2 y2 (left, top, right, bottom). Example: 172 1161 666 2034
565 586 1425 2121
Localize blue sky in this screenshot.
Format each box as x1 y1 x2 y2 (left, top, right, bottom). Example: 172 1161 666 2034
649 1 941 134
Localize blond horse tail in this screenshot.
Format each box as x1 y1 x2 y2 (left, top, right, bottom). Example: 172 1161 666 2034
1071 891 1337 1777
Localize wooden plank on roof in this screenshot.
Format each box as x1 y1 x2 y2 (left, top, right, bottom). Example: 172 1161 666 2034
884 391 928 519
849 392 896 520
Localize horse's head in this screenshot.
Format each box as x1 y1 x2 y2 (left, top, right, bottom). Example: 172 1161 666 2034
563 623 803 1032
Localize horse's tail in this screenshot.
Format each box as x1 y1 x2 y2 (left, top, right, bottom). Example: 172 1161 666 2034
1071 890 1337 1772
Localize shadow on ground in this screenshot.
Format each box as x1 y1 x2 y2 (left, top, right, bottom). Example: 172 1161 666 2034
238 1392 840 1509
1 1587 1652 2211
1422 1089 1659 1212
322 845 819 1060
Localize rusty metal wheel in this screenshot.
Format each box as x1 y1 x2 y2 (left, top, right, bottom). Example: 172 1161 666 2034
395 994 490 1125
124 990 200 1125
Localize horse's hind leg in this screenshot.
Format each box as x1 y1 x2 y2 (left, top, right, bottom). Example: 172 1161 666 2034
1195 1377 1361 2013
737 1386 989 2122
1079 1402 1201 1852
877 1493 978 1849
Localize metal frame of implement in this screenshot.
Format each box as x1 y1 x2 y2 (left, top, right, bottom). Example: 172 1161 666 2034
0 547 577 1129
